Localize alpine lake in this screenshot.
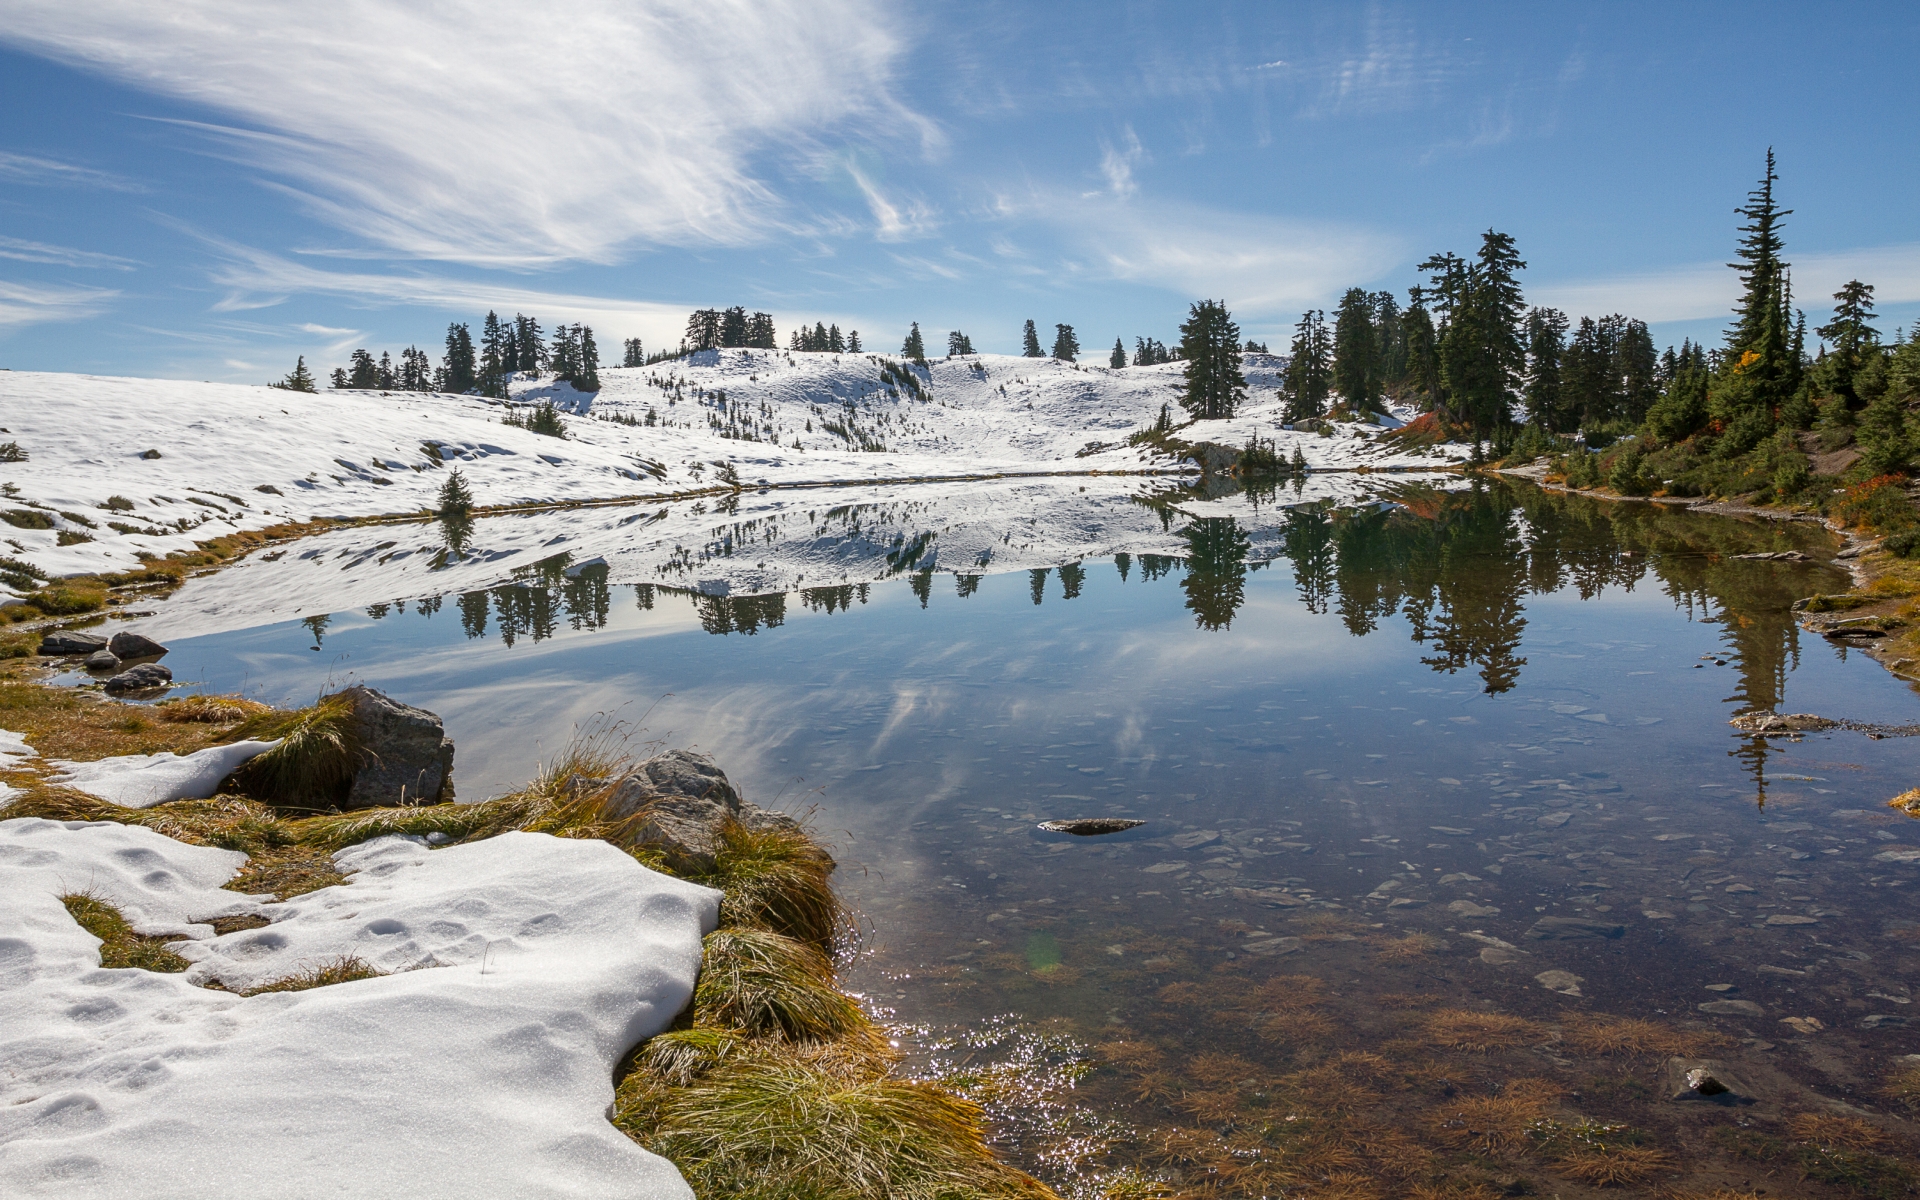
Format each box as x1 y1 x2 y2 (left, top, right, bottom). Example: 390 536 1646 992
86 476 1920 1198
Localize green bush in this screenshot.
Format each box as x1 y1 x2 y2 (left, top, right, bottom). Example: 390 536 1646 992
27 585 107 614
2 509 54 530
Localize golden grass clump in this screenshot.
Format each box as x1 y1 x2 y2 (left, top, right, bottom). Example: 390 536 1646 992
1422 1009 1546 1053
243 955 383 995
1888 788 1920 818
1883 1057 1920 1111
615 1052 1055 1200
60 892 190 973
1432 1094 1551 1155
1552 1144 1673 1186
1373 932 1443 960
225 693 363 810
1562 1013 1724 1057
1260 1009 1338 1043
157 693 271 723
1787 1111 1894 1151
694 928 865 1044
7 787 296 856
694 817 844 953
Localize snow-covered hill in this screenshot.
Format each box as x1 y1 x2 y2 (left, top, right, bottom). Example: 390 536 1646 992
0 352 1465 593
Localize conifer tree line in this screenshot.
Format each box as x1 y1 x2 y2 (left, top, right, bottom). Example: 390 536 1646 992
684 307 779 351
296 309 601 396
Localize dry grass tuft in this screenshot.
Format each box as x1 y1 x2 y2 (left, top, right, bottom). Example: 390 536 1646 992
1422 1009 1546 1053
1552 1144 1674 1187
694 817 843 952
243 955 382 995
157 693 271 724
0 678 233 761
1562 1013 1725 1057
224 693 368 811
13 788 296 856
226 845 348 898
1432 1094 1552 1155
1884 1058 1920 1111
60 891 190 972
1787 1112 1894 1151
1260 1009 1338 1043
694 928 865 1043
1373 932 1443 960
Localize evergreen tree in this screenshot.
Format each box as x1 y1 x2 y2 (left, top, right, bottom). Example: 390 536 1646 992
479 311 509 399
274 355 318 393
829 324 846 353
575 325 601 392
1283 309 1332 422
720 306 749 348
1021 319 1042 357
1709 150 1795 447
846 329 861 353
330 367 349 389
400 346 432 391
1051 323 1078 362
348 348 379 389
1815 279 1879 405
440 323 476 394
1372 291 1405 392
1523 307 1569 431
1644 340 1712 442
1563 316 1614 429
377 351 395 389
1176 299 1246 421
684 309 722 352
1110 337 1127 368
1421 231 1527 434
813 322 829 351
748 312 777 349
1331 288 1378 412
946 330 974 357
1402 287 1441 411
437 467 474 515
1616 318 1658 425
549 324 584 386
902 322 927 363
623 337 645 368
513 314 545 374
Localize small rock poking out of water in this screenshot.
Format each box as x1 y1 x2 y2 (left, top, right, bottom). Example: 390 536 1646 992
39 630 106 656
1729 712 1838 735
104 662 172 693
84 649 119 671
1667 1059 1757 1104
1036 818 1145 836
108 631 168 660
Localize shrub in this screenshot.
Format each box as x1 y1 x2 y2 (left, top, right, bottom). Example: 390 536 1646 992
1608 441 1651 496
57 530 94 546
100 495 135 512
27 584 107 614
0 441 26 463
0 555 48 591
2 508 54 530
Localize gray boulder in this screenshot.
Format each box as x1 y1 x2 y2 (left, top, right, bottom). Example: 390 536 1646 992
336 686 455 808
104 663 172 692
40 630 107 656
1665 1059 1758 1104
84 649 120 671
108 631 168 660
599 749 804 872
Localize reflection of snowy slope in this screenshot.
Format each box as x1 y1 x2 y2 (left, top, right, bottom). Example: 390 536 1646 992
0 356 1463 592
143 473 1469 640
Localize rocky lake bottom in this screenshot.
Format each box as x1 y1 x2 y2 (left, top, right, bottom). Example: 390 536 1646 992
89 479 1920 1197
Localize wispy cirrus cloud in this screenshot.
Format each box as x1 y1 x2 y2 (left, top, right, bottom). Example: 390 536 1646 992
0 280 120 329
0 236 138 270
0 0 929 265
0 150 142 191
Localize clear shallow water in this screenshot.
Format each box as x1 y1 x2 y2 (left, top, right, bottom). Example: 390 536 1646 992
132 481 1920 1194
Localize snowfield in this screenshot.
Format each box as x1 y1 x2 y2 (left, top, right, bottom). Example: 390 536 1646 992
0 352 1466 595
0 816 717 1200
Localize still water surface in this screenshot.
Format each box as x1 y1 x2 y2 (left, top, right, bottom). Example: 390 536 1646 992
146 481 1920 1196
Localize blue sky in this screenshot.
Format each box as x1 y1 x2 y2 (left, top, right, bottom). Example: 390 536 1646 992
2 1 1916 382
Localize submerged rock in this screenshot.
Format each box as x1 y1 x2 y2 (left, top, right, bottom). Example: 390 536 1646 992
1534 969 1585 996
104 663 172 693
1037 817 1145 836
1698 998 1765 1016
39 630 107 656
601 749 803 872
336 686 456 807
1524 916 1624 941
108 631 168 659
1730 712 1838 735
1666 1058 1758 1104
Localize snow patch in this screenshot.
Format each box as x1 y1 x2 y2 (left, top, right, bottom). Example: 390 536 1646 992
48 740 279 809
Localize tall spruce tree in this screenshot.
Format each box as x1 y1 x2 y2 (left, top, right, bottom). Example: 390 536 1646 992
846 329 861 353
902 322 927 363
440 323 476 394
1523 307 1569 432
1709 150 1795 448
1421 232 1527 434
1110 337 1127 368
1021 319 1042 357
1815 279 1879 406
275 355 318 393
623 337 645 368
685 309 722 352
377 351 395 389
748 312 777 349
1051 323 1079 362
348 348 379 389
1372 291 1405 393
1402 287 1441 411
513 314 545 374
1176 299 1245 420
1284 309 1332 422
1331 288 1379 412
575 325 601 392
720 306 749 348
479 311 509 398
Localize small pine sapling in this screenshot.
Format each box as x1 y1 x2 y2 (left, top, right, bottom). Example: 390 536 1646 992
437 468 474 515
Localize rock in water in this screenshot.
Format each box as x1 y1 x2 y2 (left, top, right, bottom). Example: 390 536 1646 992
84 649 120 671
103 663 172 693
39 630 107 656
1665 1058 1757 1104
108 631 168 659
1534 969 1585 996
335 686 456 807
1698 999 1766 1016
1524 916 1625 941
1729 712 1838 735
601 749 805 872
1037 818 1145 836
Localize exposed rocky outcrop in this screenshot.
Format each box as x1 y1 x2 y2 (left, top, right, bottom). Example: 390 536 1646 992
598 749 804 872
39 630 107 656
336 686 456 808
104 663 172 693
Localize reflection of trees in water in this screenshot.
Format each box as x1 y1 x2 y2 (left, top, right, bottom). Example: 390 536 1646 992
690 591 785 635
301 613 330 650
1178 517 1252 630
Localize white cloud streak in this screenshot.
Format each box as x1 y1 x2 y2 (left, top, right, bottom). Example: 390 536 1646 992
1046 198 1404 318
1531 243 1920 327
1098 127 1145 199
0 236 138 270
0 280 121 329
0 0 922 264
0 151 141 191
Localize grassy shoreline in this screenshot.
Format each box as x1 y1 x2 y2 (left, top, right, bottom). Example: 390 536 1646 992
0 664 1060 1200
